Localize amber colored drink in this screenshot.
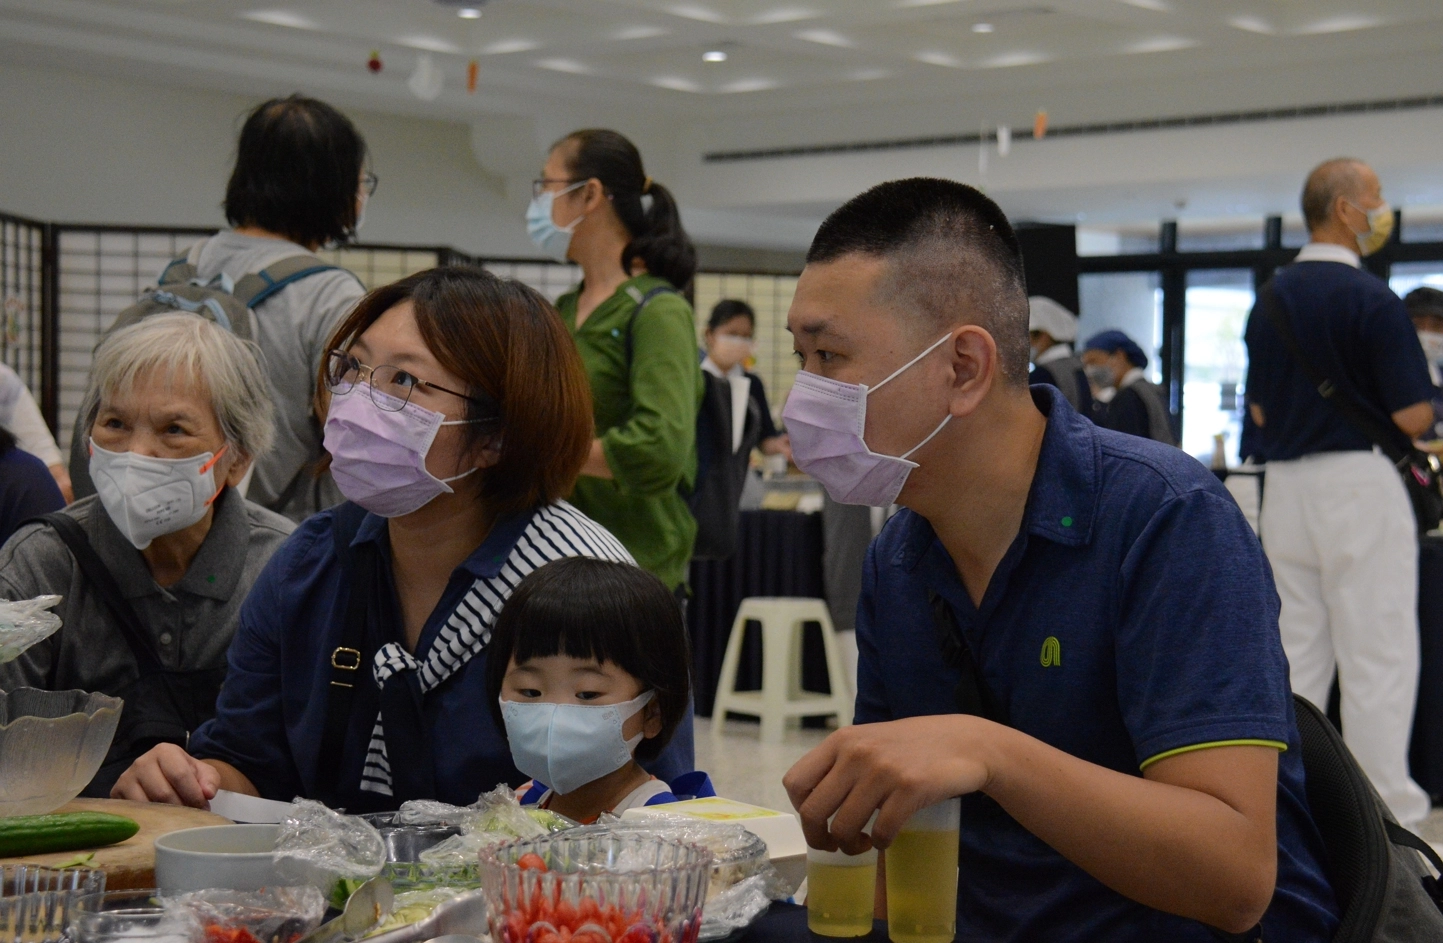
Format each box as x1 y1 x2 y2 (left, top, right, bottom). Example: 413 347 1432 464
807 858 877 937
884 799 960 943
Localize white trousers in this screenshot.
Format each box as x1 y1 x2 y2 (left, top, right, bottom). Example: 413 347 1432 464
1261 450 1431 827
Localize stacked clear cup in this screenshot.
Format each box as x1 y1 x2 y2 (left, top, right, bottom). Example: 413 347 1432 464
0 866 106 943
884 799 960 943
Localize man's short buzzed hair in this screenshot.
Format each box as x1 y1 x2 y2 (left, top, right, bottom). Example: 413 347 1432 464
807 177 1031 385
1301 158 1369 231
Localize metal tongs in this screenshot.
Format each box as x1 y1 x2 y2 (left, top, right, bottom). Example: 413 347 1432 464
293 877 395 943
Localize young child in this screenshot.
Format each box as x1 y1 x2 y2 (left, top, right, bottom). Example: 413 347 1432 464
486 557 710 824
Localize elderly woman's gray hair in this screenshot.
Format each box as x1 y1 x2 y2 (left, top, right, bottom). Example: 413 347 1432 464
83 313 276 459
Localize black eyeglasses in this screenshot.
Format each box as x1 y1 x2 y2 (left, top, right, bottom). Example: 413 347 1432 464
325 350 494 413
361 172 379 197
531 177 581 198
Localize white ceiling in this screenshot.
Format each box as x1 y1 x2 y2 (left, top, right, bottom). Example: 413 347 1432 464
4 0 1442 122
2 0 1442 244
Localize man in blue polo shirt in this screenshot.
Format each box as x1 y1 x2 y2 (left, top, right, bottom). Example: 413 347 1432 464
781 178 1338 941
1245 158 1434 829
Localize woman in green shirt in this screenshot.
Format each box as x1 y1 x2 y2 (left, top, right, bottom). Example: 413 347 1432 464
526 129 703 594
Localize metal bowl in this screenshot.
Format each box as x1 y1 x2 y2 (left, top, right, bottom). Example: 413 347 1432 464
359 814 462 864
0 689 122 817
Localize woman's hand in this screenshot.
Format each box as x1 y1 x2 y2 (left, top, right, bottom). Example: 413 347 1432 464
110 744 221 808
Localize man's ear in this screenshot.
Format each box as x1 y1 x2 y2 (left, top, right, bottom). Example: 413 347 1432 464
222 451 253 489
945 325 999 420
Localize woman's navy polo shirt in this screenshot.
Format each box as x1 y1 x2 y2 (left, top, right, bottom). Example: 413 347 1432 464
856 387 1339 942
189 502 694 808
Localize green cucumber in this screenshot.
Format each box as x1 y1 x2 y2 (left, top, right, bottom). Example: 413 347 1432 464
0 812 140 857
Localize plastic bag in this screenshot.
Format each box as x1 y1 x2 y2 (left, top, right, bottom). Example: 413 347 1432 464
697 875 774 942
0 595 62 664
272 799 386 899
415 830 514 869
464 784 550 838
164 886 326 943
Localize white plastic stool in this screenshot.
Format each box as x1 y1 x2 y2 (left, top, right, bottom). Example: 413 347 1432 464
710 597 854 743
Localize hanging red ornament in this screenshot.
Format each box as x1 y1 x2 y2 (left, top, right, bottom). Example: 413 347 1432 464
367 50 384 73
467 59 479 94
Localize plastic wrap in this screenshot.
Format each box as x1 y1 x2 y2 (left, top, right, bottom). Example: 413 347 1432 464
415 831 514 869
696 875 774 942
164 886 326 943
363 887 465 938
464 785 550 837
0 595 61 664
271 800 386 900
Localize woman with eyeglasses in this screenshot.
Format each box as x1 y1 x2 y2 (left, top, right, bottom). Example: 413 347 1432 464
111 267 695 810
527 130 704 600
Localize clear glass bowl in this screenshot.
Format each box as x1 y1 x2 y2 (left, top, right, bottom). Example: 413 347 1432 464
0 689 122 816
480 834 712 943
71 889 198 943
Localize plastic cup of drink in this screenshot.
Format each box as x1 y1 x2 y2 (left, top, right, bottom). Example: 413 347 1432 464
806 844 877 937
885 799 960 943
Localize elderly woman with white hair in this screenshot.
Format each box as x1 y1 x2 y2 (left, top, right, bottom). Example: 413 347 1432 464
0 313 294 797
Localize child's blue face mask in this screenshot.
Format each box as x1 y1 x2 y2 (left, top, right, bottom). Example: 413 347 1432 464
501 690 655 795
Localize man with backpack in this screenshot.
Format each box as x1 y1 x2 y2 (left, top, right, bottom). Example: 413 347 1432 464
70 95 369 522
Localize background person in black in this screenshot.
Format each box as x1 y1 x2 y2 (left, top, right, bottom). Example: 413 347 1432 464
1082 329 1177 445
701 299 790 462
1244 156 1434 827
1027 295 1092 415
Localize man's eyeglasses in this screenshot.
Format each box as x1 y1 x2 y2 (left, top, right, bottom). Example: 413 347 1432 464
361 172 379 197
325 350 496 415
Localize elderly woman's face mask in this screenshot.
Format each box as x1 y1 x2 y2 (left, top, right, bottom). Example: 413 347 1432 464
88 374 232 549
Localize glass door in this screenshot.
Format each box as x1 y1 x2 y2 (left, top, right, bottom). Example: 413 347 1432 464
1182 270 1254 463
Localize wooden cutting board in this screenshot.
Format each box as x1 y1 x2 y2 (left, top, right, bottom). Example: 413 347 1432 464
0 798 230 889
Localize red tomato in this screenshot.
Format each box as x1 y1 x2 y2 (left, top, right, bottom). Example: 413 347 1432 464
518 853 549 872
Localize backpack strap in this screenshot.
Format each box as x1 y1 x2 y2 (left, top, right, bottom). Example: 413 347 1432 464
622 284 682 368
313 502 379 806
231 256 344 309
32 513 165 678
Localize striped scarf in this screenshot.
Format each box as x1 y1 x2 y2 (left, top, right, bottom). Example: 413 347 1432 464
358 502 633 796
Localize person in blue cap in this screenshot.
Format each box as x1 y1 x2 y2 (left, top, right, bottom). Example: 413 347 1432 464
1081 330 1177 445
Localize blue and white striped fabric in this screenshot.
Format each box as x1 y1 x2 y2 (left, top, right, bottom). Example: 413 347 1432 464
359 501 633 796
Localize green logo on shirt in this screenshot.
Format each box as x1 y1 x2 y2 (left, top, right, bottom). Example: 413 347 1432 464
1040 636 1061 667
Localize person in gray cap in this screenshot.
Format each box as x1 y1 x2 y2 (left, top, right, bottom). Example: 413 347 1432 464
1082 330 1177 446
1028 296 1093 416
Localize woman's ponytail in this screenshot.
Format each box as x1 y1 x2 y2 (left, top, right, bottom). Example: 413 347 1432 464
558 129 697 291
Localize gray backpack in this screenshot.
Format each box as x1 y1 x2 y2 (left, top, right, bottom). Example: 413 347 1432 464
1290 694 1443 943
67 241 340 498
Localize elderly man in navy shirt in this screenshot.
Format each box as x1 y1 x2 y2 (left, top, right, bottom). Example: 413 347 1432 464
1245 158 1435 829
780 178 1339 941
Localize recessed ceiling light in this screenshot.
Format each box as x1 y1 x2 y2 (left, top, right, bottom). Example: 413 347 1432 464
719 78 779 93
457 7 482 18
971 22 994 33
482 38 540 54
534 58 593 74
1123 35 1197 54
979 50 1051 68
240 9 316 29
703 49 729 62
398 35 462 54
894 0 964 7
613 25 670 40
1298 14 1381 35
1116 0 1170 10
913 50 963 68
669 4 728 23
795 29 855 48
1227 15 1274 35
751 7 819 24
652 76 703 92
850 67 890 81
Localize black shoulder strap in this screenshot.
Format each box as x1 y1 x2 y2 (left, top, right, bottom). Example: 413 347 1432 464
927 591 1009 725
1386 819 1443 876
1256 281 1410 465
313 503 378 805
623 285 682 368
36 513 164 677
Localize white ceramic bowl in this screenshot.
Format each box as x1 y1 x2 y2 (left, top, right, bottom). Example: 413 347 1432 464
153 824 281 894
